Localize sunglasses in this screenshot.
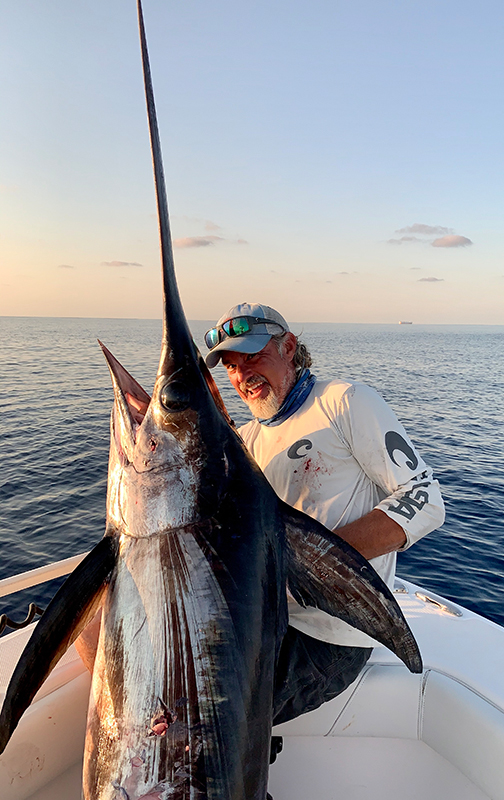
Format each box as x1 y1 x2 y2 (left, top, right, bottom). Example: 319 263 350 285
204 316 285 350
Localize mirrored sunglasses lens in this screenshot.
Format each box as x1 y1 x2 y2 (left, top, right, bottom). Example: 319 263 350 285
204 328 220 349
223 317 252 337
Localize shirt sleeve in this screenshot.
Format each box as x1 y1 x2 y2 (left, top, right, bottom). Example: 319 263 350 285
333 383 445 549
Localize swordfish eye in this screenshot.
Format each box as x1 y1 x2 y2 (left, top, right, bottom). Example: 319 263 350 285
160 381 191 412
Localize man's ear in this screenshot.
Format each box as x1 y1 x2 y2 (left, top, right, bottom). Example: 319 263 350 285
283 332 298 363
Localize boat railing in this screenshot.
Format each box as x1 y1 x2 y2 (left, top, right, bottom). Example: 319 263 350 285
0 553 89 634
0 553 88 600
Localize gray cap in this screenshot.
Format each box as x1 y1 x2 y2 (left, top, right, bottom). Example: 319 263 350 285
204 302 289 368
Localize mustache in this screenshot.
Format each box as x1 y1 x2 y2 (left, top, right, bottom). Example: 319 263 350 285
239 375 271 395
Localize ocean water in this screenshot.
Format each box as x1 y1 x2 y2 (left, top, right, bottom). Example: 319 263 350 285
1 316 504 629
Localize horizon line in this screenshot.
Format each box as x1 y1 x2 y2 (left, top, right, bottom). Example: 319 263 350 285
1 315 503 327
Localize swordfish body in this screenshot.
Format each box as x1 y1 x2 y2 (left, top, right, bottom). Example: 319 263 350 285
82 342 290 799
0 2 422 798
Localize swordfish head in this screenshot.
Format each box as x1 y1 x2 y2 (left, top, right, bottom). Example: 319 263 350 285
100 311 229 543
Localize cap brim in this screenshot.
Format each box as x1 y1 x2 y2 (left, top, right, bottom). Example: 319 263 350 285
204 334 272 368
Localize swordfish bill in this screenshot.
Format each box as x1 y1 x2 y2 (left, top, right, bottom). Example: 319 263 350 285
0 2 422 798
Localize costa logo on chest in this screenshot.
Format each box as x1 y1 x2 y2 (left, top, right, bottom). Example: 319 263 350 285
287 439 313 459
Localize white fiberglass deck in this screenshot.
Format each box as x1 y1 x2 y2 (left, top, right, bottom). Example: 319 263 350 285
26 736 489 800
1 580 504 800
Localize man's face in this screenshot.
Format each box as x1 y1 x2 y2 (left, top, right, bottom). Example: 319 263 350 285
221 335 297 418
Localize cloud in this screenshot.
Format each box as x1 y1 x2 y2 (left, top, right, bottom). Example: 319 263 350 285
396 223 453 235
388 224 473 249
179 215 222 229
58 264 75 269
387 236 423 245
337 271 349 275
431 235 473 248
204 220 222 232
173 235 248 248
418 276 444 282
101 260 143 267
173 236 224 248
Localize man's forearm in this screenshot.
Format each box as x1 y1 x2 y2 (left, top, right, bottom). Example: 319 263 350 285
334 508 407 561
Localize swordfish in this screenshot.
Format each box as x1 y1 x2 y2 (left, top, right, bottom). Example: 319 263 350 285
0 2 422 798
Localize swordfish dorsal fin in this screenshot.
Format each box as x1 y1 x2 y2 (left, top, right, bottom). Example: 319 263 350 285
281 502 423 673
0 536 119 755
138 0 200 384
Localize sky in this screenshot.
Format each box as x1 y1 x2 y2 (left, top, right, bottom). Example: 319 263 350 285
1 0 503 324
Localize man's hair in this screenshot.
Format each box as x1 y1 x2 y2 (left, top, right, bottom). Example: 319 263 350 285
272 332 312 373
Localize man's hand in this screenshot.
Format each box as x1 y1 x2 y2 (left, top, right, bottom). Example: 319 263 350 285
334 509 407 561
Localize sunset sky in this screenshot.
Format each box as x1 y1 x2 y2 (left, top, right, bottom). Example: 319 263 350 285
1 0 503 324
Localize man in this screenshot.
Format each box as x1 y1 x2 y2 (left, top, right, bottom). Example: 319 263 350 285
205 302 445 732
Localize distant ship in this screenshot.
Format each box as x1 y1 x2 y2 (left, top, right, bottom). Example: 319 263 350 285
399 321 413 325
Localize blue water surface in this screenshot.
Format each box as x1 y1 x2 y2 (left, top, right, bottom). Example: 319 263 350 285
1 317 503 627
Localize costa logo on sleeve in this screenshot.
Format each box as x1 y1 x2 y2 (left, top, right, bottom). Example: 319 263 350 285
385 431 419 471
287 439 313 459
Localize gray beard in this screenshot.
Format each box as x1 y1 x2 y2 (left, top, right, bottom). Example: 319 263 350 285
246 392 281 420
243 370 295 419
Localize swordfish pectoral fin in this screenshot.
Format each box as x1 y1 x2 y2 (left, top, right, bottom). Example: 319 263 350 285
0 535 119 754
281 502 422 674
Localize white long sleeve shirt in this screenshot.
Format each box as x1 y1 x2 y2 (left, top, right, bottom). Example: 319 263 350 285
239 379 445 647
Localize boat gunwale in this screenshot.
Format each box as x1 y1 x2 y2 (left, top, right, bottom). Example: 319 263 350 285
0 553 88 600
